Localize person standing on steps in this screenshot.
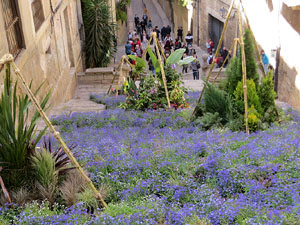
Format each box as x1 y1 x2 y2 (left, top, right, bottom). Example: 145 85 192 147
140 20 146 34
190 54 200 80
143 14 148 27
154 26 160 40
147 20 152 30
186 32 193 48
134 15 139 29
261 50 269 73
177 26 183 42
125 41 132 55
166 25 171 36
161 26 166 42
221 47 230 67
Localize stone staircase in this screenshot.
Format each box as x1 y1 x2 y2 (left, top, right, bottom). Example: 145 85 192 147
202 68 227 84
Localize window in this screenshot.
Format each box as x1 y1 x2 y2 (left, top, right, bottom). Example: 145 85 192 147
1 0 24 57
31 0 45 31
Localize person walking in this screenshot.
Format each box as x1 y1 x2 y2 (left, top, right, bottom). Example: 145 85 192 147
185 32 193 48
177 26 183 42
221 47 230 67
166 25 171 36
125 41 132 55
261 50 269 73
147 20 152 30
161 26 166 41
154 26 160 40
190 54 200 80
142 14 148 26
182 52 188 74
142 32 148 51
134 15 139 29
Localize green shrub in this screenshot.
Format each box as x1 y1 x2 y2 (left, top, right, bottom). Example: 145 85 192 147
204 83 228 124
82 0 116 67
0 65 50 188
76 188 98 211
234 79 263 116
258 70 278 123
248 105 261 131
224 29 259 95
243 29 259 86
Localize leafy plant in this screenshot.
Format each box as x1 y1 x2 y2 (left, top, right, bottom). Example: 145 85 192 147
234 79 263 116
82 0 116 68
203 83 229 124
116 0 130 22
258 70 278 123
0 64 50 188
32 149 57 203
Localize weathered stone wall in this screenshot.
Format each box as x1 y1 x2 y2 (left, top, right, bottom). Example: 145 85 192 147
192 0 238 50
156 0 189 39
117 20 128 45
0 0 83 112
243 0 300 108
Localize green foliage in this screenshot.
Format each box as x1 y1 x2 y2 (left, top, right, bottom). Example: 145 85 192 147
224 56 242 96
258 70 278 123
147 47 160 73
166 48 186 65
224 29 259 95
82 0 116 68
248 105 261 131
76 188 98 210
244 29 259 86
203 83 229 124
0 65 50 188
195 112 222 130
234 79 263 117
116 0 130 22
32 149 57 189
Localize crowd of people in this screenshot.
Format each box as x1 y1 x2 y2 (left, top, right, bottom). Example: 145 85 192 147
125 15 203 79
125 16 270 80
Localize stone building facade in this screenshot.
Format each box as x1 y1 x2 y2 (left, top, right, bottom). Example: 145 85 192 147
191 0 238 50
0 0 84 108
243 0 300 108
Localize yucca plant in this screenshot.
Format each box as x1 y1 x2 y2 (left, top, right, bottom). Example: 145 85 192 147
82 0 117 68
0 64 50 189
41 136 76 176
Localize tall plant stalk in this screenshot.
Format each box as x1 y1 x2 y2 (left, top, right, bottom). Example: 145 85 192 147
82 0 117 68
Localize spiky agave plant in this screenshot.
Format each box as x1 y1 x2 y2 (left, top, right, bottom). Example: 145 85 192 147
0 64 50 189
82 0 117 68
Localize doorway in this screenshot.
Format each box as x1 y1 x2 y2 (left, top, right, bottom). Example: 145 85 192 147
209 14 224 50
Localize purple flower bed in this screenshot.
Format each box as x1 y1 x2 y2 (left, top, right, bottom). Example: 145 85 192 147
6 94 300 224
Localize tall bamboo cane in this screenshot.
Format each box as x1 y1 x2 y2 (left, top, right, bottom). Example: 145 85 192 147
192 0 235 116
233 38 240 58
157 40 167 62
0 54 108 208
238 4 249 134
240 0 266 77
212 39 236 84
153 33 171 109
116 58 125 96
142 34 153 60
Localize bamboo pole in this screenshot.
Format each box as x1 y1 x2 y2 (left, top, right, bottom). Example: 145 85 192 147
157 40 167 62
0 54 108 208
192 0 235 116
238 4 249 134
212 39 236 84
153 33 171 108
142 34 153 60
233 38 240 58
116 58 125 96
240 0 266 77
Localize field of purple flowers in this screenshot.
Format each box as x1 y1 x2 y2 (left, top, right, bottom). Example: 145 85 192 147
4 92 300 224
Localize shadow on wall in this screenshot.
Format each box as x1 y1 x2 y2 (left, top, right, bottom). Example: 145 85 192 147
281 3 300 36
278 56 300 108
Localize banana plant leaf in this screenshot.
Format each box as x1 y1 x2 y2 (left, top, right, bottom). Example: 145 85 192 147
127 55 146 69
166 48 186 65
178 56 195 66
147 47 161 73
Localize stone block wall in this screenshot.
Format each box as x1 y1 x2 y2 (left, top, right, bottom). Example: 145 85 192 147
0 0 83 113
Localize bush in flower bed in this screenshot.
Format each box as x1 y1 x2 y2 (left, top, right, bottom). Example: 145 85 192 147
195 29 279 132
1 98 294 224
